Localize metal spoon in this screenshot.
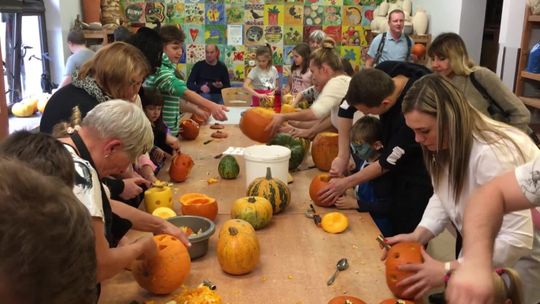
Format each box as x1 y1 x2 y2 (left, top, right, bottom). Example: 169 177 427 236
327 258 349 286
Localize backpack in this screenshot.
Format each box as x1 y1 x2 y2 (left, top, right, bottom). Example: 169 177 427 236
374 32 412 66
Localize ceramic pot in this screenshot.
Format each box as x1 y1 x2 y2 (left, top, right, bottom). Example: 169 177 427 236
82 0 101 23
403 0 412 16
413 8 429 35
388 2 403 13
379 0 389 16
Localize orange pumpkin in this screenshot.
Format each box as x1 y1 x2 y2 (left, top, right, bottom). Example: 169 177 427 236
379 299 416 304
217 219 260 275
169 153 194 182
311 132 339 171
385 242 423 299
179 119 200 140
239 107 274 143
218 218 256 239
132 234 191 295
411 43 426 58
179 193 218 221
328 295 367 304
309 173 332 207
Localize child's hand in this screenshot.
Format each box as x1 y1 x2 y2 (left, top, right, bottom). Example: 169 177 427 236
210 104 229 121
150 148 167 164
120 177 151 200
335 195 359 210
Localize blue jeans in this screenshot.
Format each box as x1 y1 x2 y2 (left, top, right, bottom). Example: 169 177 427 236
201 93 224 105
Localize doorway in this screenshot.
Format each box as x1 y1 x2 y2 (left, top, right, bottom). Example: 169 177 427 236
480 0 503 72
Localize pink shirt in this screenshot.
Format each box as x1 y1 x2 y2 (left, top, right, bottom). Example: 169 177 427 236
290 68 312 94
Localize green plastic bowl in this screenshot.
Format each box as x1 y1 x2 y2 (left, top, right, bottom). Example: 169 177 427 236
168 215 216 259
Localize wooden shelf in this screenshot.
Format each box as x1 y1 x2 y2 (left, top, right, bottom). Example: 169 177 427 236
529 14 540 22
82 29 114 46
520 96 540 109
521 71 540 81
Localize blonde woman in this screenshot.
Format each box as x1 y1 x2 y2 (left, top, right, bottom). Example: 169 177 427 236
386 74 540 303
428 32 530 132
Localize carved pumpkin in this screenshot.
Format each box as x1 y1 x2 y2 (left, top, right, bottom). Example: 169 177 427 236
218 218 256 239
246 167 291 214
385 242 423 299
169 153 194 182
179 193 218 221
231 196 273 230
217 219 260 275
321 212 349 233
132 234 191 295
309 173 332 207
379 299 416 304
328 295 367 304
312 132 339 171
179 119 200 140
144 184 173 213
239 107 274 143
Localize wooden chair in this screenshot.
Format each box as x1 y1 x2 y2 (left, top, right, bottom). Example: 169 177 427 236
221 87 251 107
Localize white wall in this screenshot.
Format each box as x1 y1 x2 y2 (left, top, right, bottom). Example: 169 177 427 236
413 0 463 38
497 0 526 89
459 0 487 63
44 0 81 84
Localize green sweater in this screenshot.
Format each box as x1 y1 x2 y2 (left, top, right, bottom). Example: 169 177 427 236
145 54 187 136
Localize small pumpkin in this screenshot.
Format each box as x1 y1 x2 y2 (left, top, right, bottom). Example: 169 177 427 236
37 95 49 113
268 133 307 170
309 173 332 207
321 212 349 233
218 155 240 179
217 219 260 275
180 193 218 221
239 107 274 143
169 153 194 182
385 242 423 299
144 184 173 213
231 196 273 230
379 299 416 304
11 102 35 117
328 295 367 304
152 207 177 219
179 119 200 140
246 167 291 214
132 234 191 295
311 132 339 171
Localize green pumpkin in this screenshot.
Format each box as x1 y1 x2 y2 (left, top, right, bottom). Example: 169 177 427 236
246 167 291 214
268 133 309 170
231 196 273 230
218 155 240 179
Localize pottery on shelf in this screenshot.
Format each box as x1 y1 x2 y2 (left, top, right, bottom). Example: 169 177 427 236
413 8 429 35
403 0 412 16
379 0 389 16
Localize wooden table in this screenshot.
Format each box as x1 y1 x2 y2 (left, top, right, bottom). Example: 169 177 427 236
99 125 393 304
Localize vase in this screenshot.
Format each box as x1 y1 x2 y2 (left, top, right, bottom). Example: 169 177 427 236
403 0 412 16
379 0 389 16
82 0 101 23
413 8 428 35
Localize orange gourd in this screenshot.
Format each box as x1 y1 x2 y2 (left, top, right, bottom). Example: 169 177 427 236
328 295 366 304
239 107 274 143
218 218 256 239
379 299 416 304
309 173 332 207
385 242 423 299
321 212 349 233
132 234 191 294
179 193 218 221
311 132 339 171
411 43 426 58
169 153 194 182
217 219 260 275
179 119 200 140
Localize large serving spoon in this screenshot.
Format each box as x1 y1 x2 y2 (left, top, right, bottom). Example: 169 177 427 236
327 258 349 286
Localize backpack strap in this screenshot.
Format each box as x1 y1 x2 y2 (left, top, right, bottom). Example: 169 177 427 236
469 71 507 118
406 34 412 61
374 32 387 66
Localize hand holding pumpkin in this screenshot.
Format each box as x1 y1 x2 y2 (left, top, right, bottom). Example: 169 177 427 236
265 113 286 138
318 177 349 206
395 248 446 300
159 219 192 247
121 177 152 200
380 233 420 261
330 156 349 177
137 236 158 260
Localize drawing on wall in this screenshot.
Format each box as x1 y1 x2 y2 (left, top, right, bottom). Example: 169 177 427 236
225 0 244 4
165 3 184 24
206 3 225 24
225 45 246 66
186 44 206 64
323 0 343 5
323 6 341 26
205 25 226 44
323 25 342 44
245 4 264 25
145 2 165 24
229 63 246 81
245 25 264 45
283 45 294 65
342 25 367 46
227 25 243 45
344 6 362 26
226 5 245 24
264 25 283 44
125 3 146 24
362 5 375 27
264 5 284 25
341 45 362 71
185 24 205 44
303 5 323 25
284 26 303 45
270 45 283 65
184 3 205 24
284 4 303 26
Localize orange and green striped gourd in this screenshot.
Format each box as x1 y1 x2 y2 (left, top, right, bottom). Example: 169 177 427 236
246 167 290 214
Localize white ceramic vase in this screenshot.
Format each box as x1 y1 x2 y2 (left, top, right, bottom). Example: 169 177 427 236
403 0 412 16
413 8 429 35
379 0 389 16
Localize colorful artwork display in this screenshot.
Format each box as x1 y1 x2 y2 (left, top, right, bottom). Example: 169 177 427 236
120 0 375 83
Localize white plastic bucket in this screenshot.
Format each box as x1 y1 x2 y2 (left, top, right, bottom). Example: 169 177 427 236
244 145 291 188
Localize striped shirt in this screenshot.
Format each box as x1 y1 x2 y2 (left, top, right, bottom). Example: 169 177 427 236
144 54 187 136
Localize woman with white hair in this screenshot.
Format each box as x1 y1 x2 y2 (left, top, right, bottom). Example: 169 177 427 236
57 100 190 285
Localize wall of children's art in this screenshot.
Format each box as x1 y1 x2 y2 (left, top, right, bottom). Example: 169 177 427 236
121 0 382 86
